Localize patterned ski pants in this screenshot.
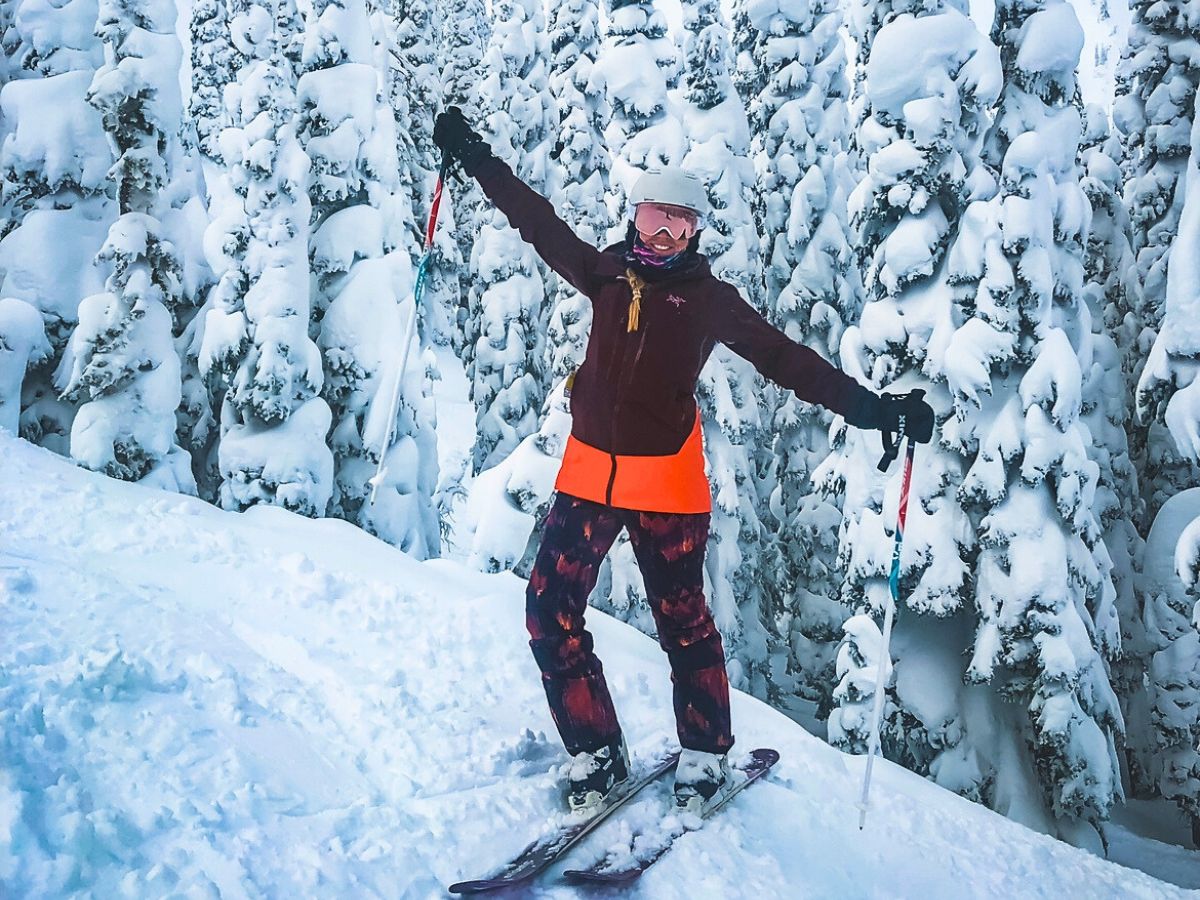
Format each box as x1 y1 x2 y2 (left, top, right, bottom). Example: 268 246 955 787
525 493 733 755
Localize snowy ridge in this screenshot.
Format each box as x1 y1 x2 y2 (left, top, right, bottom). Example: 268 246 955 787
0 433 1188 897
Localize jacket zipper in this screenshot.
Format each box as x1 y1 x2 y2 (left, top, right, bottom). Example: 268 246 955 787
606 306 652 506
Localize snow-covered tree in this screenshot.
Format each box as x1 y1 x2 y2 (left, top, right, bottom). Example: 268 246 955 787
1115 0 1200 521
59 217 192 489
463 0 552 474
199 0 332 516
390 0 459 352
294 0 437 552
1137 490 1200 843
545 0 608 382
1134 89 1200 835
746 0 860 713
188 0 244 159
384 0 433 238
607 0 679 93
727 0 765 111
844 0 930 123
392 0 437 182
1080 105 1152 787
57 0 194 492
828 0 1140 848
823 6 999 795
593 0 684 236
843 0 1121 845
982 0 1127 846
0 0 103 84
0 0 110 453
439 0 488 352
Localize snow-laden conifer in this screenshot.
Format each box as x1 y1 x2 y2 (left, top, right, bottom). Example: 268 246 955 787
591 0 682 238
823 6 1000 784
199 1 332 516
439 0 489 352
746 0 860 714
844 0 929 116
188 0 244 159
462 0 552 475
1080 105 1153 787
293 0 437 552
1115 0 1200 520
607 0 679 92
1136 489 1200 844
545 0 608 382
57 0 193 492
391 0 459 347
828 613 892 754
1134 91 1200 834
840 0 1118 844
728 0 765 111
0 0 109 452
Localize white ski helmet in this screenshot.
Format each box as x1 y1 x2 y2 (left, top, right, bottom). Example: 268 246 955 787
629 167 709 219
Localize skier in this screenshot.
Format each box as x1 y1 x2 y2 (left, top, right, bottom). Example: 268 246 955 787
433 107 934 815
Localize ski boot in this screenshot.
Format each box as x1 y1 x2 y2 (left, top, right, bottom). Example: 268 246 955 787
567 736 630 814
673 748 733 815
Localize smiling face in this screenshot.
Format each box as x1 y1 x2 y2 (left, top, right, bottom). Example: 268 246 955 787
636 226 690 256
633 202 699 257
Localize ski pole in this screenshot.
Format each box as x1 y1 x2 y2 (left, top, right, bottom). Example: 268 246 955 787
369 151 451 505
857 409 918 829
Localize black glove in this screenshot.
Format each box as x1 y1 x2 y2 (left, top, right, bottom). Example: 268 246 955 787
867 389 934 470
433 106 494 178
877 390 934 444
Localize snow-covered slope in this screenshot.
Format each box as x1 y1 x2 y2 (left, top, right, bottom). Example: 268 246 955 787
0 434 1189 898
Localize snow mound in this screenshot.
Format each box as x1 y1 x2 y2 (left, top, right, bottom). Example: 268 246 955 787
0 434 1188 897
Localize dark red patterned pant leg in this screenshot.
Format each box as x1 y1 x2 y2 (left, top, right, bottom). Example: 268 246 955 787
526 493 625 755
624 509 733 754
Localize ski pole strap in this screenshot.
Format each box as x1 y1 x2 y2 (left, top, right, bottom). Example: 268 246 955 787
877 426 901 472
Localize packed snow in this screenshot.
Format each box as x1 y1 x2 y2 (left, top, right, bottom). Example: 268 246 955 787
0 434 1193 897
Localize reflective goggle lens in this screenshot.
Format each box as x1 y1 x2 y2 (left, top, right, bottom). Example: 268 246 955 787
634 203 699 241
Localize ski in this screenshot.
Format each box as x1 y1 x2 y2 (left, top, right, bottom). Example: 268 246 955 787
447 748 680 894
562 747 780 886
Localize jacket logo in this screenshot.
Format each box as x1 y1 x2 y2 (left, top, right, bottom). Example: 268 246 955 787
667 294 686 307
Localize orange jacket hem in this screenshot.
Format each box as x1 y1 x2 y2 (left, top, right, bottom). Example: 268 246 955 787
554 414 711 514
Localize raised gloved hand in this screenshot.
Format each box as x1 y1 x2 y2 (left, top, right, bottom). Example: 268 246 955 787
868 389 934 470
433 106 494 178
876 390 934 444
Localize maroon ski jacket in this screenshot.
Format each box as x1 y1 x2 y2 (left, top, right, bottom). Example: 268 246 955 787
474 157 880 509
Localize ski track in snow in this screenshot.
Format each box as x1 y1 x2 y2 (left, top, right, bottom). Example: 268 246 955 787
0 434 1192 898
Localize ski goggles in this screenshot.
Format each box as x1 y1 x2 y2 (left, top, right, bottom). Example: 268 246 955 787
633 202 701 241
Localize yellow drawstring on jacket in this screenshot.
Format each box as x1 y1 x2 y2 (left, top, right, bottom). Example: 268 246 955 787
621 269 646 332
